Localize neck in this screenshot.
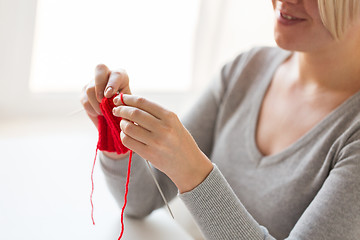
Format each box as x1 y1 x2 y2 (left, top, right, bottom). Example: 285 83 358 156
293 33 360 94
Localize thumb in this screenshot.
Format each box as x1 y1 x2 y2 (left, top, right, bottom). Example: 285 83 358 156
104 69 132 98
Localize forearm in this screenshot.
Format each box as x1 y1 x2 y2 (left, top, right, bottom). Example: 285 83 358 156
170 148 214 194
179 158 360 240
99 151 178 218
180 164 270 240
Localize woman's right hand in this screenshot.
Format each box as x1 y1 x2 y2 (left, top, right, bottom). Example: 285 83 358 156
80 64 132 159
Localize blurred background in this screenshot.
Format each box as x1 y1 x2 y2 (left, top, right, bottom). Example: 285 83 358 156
0 0 275 239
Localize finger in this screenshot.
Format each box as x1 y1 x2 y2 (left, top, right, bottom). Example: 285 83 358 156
120 119 153 145
120 131 149 157
113 106 161 132
83 98 98 117
80 90 98 117
94 64 110 102
85 81 102 115
114 94 167 120
104 69 131 98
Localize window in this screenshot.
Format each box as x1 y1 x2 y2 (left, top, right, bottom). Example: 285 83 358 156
30 0 200 93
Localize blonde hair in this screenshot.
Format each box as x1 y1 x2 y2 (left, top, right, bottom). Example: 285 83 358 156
318 0 360 40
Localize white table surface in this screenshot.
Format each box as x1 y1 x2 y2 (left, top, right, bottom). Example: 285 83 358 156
0 116 195 240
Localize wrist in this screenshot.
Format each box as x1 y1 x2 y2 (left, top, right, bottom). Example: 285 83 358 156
174 152 213 194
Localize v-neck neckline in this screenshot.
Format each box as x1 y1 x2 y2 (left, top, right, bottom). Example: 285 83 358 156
247 51 360 166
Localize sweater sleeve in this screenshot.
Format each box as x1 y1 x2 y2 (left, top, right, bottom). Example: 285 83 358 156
99 151 178 218
99 53 247 218
179 139 360 240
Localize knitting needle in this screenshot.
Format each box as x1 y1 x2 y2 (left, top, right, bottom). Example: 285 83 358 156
144 159 175 219
68 106 174 218
66 108 85 117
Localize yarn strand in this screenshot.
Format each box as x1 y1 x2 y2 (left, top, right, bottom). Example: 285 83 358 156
118 92 132 239
90 147 98 225
90 93 133 239
118 150 133 239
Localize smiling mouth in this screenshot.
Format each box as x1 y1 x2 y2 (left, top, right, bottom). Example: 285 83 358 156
279 10 305 21
278 10 306 24
281 12 300 20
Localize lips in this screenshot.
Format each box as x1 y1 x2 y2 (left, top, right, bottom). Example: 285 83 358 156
280 11 305 21
275 0 306 25
277 10 306 25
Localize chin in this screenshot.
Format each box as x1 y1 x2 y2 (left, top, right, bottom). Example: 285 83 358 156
274 33 336 53
273 24 336 53
274 33 304 52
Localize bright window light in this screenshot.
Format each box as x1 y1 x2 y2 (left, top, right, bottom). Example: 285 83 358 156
30 0 200 92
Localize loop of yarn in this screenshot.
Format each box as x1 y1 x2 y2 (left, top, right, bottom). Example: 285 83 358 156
90 93 132 240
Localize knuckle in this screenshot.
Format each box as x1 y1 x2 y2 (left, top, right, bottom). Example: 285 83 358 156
160 125 175 139
114 68 129 80
129 108 141 119
135 97 146 107
165 111 178 122
113 67 126 73
121 134 131 146
122 122 133 134
112 68 125 75
95 63 108 72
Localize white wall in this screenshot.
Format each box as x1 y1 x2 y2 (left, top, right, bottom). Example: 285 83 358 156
0 0 84 119
0 0 37 118
0 0 197 119
0 0 275 120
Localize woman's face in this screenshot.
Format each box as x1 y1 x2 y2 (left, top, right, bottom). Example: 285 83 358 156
272 0 334 52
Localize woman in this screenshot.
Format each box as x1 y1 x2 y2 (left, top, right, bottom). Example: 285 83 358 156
81 0 360 239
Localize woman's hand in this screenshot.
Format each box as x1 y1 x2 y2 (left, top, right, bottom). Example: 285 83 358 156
80 64 131 159
112 94 213 193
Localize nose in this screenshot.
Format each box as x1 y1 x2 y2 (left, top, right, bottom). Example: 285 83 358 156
279 0 299 3
273 0 300 10
273 0 300 9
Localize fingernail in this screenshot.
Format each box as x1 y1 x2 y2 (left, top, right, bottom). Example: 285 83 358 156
105 87 113 97
112 107 117 115
113 96 119 105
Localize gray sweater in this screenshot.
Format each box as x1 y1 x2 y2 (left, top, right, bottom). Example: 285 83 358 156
100 47 360 240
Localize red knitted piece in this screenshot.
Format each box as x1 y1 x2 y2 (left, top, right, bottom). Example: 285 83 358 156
97 95 129 154
90 93 132 240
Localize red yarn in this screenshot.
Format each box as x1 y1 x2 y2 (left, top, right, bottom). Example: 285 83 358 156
90 147 98 225
97 94 129 154
119 150 132 240
90 93 132 240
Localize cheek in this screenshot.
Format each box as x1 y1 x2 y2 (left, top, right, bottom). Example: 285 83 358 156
304 0 330 35
304 0 322 22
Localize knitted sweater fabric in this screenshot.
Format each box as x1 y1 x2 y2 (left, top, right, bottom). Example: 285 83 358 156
99 47 360 240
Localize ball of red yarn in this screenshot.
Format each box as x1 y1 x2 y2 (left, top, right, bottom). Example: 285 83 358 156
97 94 129 154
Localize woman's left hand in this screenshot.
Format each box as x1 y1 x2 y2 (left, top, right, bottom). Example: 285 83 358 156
112 94 213 193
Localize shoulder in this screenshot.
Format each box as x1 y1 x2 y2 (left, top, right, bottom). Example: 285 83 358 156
241 46 290 62
220 46 290 86
224 46 290 73
332 94 360 165
217 46 289 97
